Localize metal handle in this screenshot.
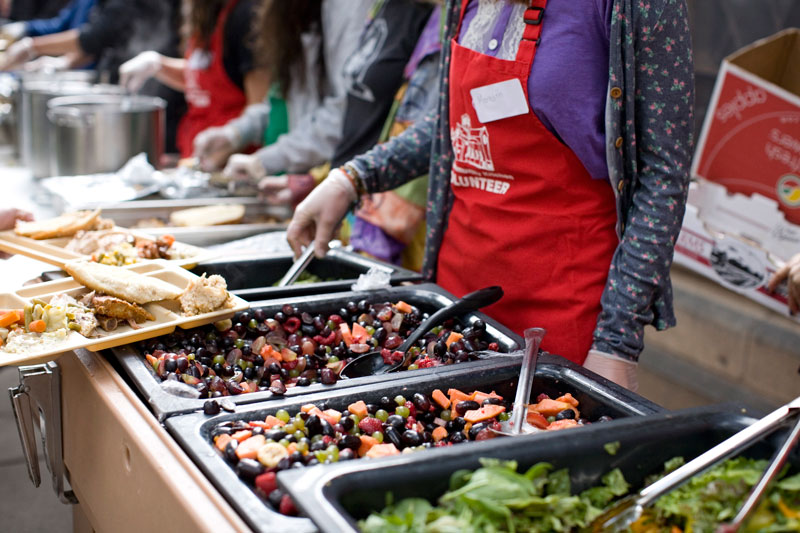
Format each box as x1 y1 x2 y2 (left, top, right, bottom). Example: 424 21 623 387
719 414 800 532
8 361 77 504
276 245 316 287
510 327 546 434
639 396 800 508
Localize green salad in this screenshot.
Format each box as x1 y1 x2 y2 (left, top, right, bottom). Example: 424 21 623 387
359 457 800 533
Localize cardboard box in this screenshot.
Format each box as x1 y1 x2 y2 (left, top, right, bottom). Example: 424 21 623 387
692 28 800 225
673 180 799 322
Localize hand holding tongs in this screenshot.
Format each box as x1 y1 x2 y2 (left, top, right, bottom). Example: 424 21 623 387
589 395 800 532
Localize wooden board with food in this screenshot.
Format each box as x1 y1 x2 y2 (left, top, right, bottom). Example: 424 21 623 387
0 260 248 366
0 209 213 268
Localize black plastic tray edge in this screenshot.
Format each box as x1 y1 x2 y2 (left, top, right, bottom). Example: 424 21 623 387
110 284 523 421
198 248 422 300
164 357 662 533
277 405 760 533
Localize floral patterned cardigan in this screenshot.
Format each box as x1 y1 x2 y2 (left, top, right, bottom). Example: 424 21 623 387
349 0 695 362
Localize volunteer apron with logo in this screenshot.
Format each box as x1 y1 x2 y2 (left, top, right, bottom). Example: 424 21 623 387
176 0 247 158
436 0 618 365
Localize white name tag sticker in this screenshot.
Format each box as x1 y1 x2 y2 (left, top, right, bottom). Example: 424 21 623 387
470 78 529 123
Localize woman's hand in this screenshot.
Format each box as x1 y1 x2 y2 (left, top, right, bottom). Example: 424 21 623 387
0 208 33 258
118 51 163 93
768 254 800 315
583 349 638 392
258 174 315 206
286 168 356 258
193 126 239 171
223 153 266 185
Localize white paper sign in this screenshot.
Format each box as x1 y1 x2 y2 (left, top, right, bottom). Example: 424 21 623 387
470 78 529 123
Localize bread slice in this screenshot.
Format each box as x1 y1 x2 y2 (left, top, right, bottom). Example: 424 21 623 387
169 204 245 227
15 209 102 240
64 261 182 304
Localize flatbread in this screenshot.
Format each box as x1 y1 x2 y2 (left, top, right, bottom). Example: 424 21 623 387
64 261 182 304
15 209 102 240
169 204 245 227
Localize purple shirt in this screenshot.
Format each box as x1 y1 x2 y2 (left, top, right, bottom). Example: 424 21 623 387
460 0 612 179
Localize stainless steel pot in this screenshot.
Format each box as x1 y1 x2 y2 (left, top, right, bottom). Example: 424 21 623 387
19 79 123 178
47 94 166 176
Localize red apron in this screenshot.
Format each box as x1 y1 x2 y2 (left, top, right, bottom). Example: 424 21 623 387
437 0 618 365
176 0 247 157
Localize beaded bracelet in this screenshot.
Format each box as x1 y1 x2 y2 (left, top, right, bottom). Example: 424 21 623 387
339 163 367 200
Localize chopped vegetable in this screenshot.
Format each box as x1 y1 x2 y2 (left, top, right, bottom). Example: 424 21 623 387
394 301 413 314
431 389 450 409
604 441 621 456
0 310 22 328
27 319 46 333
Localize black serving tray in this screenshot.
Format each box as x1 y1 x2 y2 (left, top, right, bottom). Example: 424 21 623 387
164 355 663 533
278 406 798 533
191 248 421 301
110 284 522 421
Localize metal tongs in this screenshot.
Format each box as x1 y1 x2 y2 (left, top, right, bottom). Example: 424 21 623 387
589 395 800 532
491 327 545 436
277 240 341 287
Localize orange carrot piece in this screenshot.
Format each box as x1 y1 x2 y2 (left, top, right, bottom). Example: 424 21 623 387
348 400 368 418
365 443 400 458
28 319 46 333
546 419 579 431
464 404 505 424
394 301 413 314
555 393 579 407
432 426 448 442
231 430 253 442
431 389 450 409
529 398 573 417
214 433 232 452
236 435 266 460
0 310 21 328
445 331 463 348
161 234 175 247
472 391 503 404
358 435 378 457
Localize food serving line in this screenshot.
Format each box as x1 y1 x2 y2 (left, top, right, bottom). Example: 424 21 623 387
1 80 798 532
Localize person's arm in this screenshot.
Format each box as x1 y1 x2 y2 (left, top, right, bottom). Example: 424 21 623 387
30 28 82 56
243 68 269 105
592 0 695 361
153 56 187 92
26 0 94 37
252 0 371 175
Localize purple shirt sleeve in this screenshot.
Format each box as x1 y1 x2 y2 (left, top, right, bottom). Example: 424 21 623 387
460 0 612 180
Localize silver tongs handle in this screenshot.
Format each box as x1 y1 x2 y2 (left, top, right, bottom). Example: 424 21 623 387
639 396 800 509
277 245 316 287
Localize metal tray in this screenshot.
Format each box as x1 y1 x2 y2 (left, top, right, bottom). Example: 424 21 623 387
278 406 795 533
191 248 422 300
165 356 663 533
82 197 292 247
110 284 521 421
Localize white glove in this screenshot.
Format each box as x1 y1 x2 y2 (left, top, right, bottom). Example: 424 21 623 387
1 21 27 41
768 253 800 315
193 125 239 171
223 153 266 185
118 51 162 93
24 55 70 73
2 37 35 70
583 349 639 392
257 175 292 205
287 168 357 258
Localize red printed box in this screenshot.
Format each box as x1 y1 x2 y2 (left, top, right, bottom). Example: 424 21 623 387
692 28 800 225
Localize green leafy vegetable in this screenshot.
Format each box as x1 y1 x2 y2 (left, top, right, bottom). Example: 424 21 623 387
604 441 621 456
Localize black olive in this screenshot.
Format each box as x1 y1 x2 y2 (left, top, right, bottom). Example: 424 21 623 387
224 440 239 463
338 434 361 450
455 400 480 416
305 415 322 436
482 397 504 406
236 458 264 480
448 431 466 443
385 415 405 431
555 409 576 420
412 393 431 412
382 426 401 448
401 430 422 447
203 400 221 415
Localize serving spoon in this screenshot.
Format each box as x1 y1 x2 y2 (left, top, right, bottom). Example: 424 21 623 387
339 285 504 379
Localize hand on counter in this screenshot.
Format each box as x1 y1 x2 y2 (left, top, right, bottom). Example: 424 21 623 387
583 349 638 392
0 36 35 71
287 168 356 258
0 208 33 259
23 54 70 73
193 126 239 171
768 253 800 315
223 153 266 186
